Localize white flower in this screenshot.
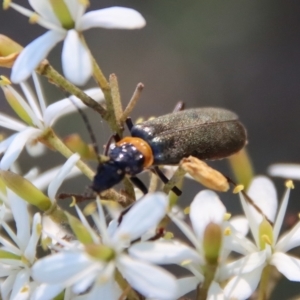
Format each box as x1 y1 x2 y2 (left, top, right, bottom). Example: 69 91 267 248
8 1 146 85
0 74 103 170
129 190 248 299
32 192 178 300
0 192 41 300
222 176 300 300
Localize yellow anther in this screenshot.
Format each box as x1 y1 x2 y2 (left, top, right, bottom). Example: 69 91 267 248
224 227 231 236
36 223 42 235
183 206 190 215
20 285 29 293
262 234 272 245
285 180 294 189
298 213 300 220
224 212 231 221
3 0 11 10
69 196 76 207
233 184 244 194
164 232 174 240
29 12 39 24
83 202 97 216
0 75 11 86
180 259 192 266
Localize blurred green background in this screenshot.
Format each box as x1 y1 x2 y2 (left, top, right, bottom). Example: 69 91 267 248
1 1 300 298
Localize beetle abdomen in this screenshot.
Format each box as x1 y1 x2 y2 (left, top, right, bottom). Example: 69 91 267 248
131 108 247 165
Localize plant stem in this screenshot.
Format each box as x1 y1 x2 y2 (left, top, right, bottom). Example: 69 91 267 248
37 61 108 119
258 265 271 300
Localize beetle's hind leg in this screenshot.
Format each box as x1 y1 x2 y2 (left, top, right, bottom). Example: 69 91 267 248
130 176 148 195
153 166 182 196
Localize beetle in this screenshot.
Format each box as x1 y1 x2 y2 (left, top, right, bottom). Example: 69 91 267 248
92 107 247 195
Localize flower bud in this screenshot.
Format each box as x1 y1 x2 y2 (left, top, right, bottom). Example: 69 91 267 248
0 35 23 68
0 76 34 126
181 156 229 192
63 134 97 160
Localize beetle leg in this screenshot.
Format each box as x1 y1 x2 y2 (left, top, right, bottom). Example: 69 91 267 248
129 176 149 194
104 133 121 155
125 117 135 131
153 166 182 196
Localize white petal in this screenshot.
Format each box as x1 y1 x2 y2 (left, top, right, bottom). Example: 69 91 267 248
28 0 62 26
32 252 100 285
0 114 26 132
224 229 257 256
0 128 42 170
176 276 199 298
268 163 300 180
61 30 92 86
84 278 122 300
219 251 266 281
47 153 80 202
1 273 17 299
247 176 278 223
276 222 300 252
79 7 146 31
43 88 104 127
271 252 300 281
207 281 224 300
190 190 226 241
24 213 41 263
31 283 64 300
72 271 96 294
25 141 46 157
31 165 81 191
230 216 249 237
112 192 168 244
11 30 65 83
273 187 291 243
10 269 30 300
32 72 47 115
7 189 30 252
239 192 260 247
169 212 200 251
75 205 99 244
224 267 263 300
117 254 178 300
129 240 203 265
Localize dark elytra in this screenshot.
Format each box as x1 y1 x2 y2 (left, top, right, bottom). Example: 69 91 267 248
130 107 247 165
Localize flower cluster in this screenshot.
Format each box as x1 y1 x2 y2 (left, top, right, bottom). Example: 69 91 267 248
0 1 300 300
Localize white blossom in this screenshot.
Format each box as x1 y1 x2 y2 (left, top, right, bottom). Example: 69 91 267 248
129 190 249 299
32 192 178 300
0 74 103 170
222 176 300 299
0 192 41 299
8 1 146 85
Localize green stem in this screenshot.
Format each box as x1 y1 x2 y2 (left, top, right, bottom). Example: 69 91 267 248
37 61 108 119
197 263 217 300
258 265 271 300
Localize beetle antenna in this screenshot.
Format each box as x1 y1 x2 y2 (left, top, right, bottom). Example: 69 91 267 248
226 177 273 225
67 94 102 166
